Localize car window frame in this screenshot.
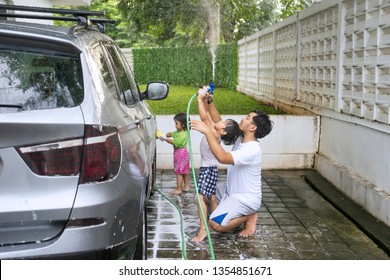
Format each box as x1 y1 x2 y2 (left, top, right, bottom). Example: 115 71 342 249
87 41 122 102
101 42 141 107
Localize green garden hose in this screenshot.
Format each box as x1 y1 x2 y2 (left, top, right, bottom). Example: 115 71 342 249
186 93 216 260
156 93 216 260
155 188 188 260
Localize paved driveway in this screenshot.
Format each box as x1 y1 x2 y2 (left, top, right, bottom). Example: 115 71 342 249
147 169 389 260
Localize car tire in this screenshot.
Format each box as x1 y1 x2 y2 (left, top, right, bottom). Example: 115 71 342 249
133 207 147 260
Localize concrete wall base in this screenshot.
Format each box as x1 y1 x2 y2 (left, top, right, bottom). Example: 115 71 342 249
315 154 390 227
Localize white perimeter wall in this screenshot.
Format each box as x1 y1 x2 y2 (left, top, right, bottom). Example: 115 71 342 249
156 115 319 170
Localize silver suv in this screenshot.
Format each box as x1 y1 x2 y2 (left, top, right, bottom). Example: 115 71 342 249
0 5 168 259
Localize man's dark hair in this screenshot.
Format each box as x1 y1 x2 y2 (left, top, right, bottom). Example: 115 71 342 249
251 110 273 139
221 119 240 145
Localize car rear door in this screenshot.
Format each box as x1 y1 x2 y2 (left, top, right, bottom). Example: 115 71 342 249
101 43 153 176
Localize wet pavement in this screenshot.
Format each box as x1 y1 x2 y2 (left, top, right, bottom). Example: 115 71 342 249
147 169 390 260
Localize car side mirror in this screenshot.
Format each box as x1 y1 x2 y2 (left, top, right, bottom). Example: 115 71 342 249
143 82 169 100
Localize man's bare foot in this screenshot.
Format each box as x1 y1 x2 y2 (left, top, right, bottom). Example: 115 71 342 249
192 229 207 242
169 189 182 195
238 213 257 237
183 186 190 192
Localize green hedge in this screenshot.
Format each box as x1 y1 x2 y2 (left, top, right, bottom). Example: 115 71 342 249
133 44 237 88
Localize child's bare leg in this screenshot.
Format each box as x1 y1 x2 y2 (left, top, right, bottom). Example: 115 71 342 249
209 194 218 212
183 173 190 191
170 174 183 195
193 194 208 242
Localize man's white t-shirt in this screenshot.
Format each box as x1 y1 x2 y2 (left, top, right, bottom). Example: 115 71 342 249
227 136 262 204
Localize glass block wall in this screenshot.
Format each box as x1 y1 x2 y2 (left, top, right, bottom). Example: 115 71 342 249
237 0 390 125
342 0 390 123
299 5 338 110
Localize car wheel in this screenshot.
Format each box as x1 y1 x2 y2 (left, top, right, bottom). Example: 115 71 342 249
133 207 147 260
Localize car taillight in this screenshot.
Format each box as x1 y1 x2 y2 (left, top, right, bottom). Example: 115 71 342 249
17 125 121 184
17 139 83 176
79 125 121 184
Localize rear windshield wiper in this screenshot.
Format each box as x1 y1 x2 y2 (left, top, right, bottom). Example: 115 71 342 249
0 103 23 109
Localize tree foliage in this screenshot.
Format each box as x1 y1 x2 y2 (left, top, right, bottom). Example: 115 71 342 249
60 0 313 47
279 0 314 18
117 0 279 46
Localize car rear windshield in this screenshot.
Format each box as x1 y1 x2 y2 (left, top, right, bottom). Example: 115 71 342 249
0 47 83 112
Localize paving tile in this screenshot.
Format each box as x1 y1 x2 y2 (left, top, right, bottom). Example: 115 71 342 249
297 250 331 260
269 248 301 260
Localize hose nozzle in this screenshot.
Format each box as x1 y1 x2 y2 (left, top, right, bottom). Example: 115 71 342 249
208 82 216 94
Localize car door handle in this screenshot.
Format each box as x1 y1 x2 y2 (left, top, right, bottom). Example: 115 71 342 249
124 115 140 124
124 116 149 125
119 118 140 133
134 118 141 125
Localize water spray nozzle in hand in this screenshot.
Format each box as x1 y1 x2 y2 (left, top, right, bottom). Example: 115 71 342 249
197 83 216 96
208 82 216 94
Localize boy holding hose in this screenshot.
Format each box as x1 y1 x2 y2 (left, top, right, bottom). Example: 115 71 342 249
192 86 240 242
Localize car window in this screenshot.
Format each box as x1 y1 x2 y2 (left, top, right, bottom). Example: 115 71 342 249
0 48 83 112
104 43 140 105
87 43 119 100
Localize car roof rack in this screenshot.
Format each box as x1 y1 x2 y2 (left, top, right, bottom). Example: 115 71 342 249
0 4 116 33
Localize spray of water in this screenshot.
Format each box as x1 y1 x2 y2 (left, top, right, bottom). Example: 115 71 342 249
201 0 220 81
210 45 217 82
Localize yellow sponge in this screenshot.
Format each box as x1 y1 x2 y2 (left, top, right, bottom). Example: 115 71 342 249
156 129 163 139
